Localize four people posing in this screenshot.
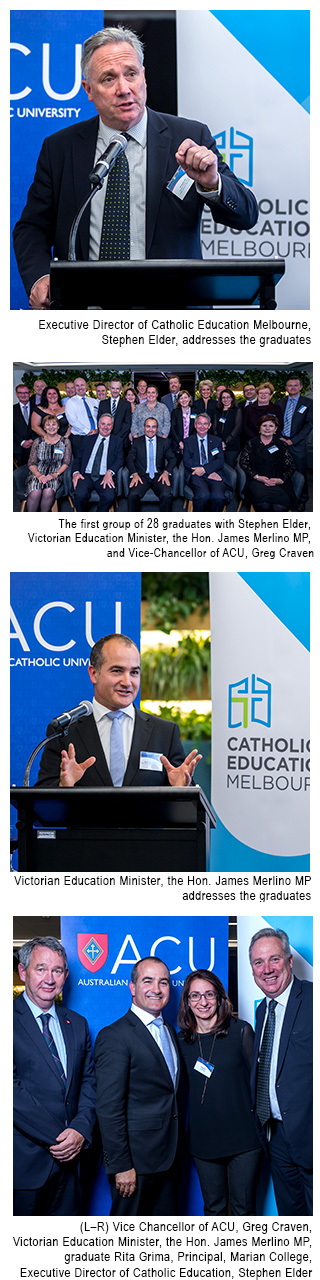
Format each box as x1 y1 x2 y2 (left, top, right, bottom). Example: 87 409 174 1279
14 927 312 1216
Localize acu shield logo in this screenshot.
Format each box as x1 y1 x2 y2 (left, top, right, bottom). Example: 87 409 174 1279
77 934 108 972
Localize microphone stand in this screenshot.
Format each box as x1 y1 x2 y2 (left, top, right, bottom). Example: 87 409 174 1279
23 726 69 787
68 146 125 261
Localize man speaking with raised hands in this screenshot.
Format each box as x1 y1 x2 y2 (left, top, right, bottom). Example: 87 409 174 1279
13 25 258 309
36 632 201 790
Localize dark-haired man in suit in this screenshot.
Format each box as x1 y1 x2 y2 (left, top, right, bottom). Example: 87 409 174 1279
72 413 123 511
279 376 313 505
127 417 176 511
13 26 258 309
97 377 131 448
250 926 312 1214
94 956 182 1213
36 632 200 789
14 936 96 1215
13 385 33 465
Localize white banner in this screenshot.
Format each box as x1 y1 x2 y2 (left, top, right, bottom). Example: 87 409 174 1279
177 11 310 307
210 574 310 859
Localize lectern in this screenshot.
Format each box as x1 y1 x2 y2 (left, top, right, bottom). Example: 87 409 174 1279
50 258 285 309
10 785 216 873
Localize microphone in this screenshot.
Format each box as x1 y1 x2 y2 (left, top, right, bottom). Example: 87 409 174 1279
88 135 128 188
48 701 93 733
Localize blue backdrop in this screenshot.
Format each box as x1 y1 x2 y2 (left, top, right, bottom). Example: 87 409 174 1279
10 10 103 307
10 571 141 785
61 914 229 1213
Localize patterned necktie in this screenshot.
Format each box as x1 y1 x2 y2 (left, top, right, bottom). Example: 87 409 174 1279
40 1012 66 1086
111 398 117 417
107 709 125 786
82 397 96 429
200 438 207 465
22 404 29 424
256 998 276 1125
99 146 130 260
282 398 295 437
152 1017 175 1082
147 438 155 479
90 439 105 481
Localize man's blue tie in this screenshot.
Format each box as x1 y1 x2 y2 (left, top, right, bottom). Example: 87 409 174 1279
40 1012 66 1087
200 439 207 465
282 398 295 438
148 438 155 479
107 709 125 786
82 397 96 429
256 998 276 1125
152 1016 175 1082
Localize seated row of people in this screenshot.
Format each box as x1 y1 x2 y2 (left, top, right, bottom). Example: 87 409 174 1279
14 374 312 511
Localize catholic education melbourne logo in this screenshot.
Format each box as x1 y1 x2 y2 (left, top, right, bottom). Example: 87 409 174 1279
228 675 272 729
77 934 108 972
214 128 253 187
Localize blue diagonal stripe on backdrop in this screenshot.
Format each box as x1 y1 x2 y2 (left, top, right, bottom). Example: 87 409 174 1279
263 916 313 967
239 574 310 651
211 12 310 111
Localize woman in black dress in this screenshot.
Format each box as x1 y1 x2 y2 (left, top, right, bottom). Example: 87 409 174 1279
216 389 242 465
178 969 261 1214
31 386 69 438
25 414 72 511
240 415 296 510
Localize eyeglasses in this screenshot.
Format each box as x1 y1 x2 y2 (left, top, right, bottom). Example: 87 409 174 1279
188 991 217 1004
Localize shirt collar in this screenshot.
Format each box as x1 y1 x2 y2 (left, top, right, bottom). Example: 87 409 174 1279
98 108 147 150
131 1002 163 1027
92 697 135 723
265 977 293 1009
23 990 58 1019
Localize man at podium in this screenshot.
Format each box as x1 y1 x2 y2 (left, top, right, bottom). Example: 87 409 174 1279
36 633 201 789
13 25 258 309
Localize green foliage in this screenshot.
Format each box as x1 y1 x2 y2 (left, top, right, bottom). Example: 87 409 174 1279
152 704 212 742
141 634 210 699
141 572 209 632
195 367 312 396
20 369 132 395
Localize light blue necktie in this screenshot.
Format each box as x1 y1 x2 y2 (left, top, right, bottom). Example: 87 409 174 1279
283 398 295 438
152 1017 175 1082
82 397 96 429
148 438 155 479
107 709 125 786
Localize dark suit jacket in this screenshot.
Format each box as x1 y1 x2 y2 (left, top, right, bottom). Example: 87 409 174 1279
192 397 217 428
13 109 259 297
127 435 177 480
94 1009 181 1174
170 405 196 458
242 400 284 443
97 397 131 442
279 395 313 445
13 992 96 1189
13 403 33 455
250 976 313 1168
183 432 225 485
161 393 179 412
36 706 186 788
71 431 123 480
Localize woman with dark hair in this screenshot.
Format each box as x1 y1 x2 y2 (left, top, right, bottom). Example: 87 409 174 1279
240 415 296 510
170 390 196 461
216 389 242 465
31 386 69 438
124 385 139 410
178 969 261 1214
25 414 72 511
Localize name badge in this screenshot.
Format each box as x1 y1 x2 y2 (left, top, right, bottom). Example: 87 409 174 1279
210 447 219 457
167 166 194 200
268 445 279 454
194 1057 215 1079
218 416 226 424
298 405 307 413
139 752 163 772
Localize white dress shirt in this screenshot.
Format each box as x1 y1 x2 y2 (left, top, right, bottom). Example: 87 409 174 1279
85 434 111 476
259 978 294 1120
23 990 67 1075
92 697 135 771
65 395 98 435
89 113 147 260
130 1002 178 1082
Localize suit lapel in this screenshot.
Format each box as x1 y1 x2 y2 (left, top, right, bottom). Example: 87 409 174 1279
276 978 301 1077
146 110 173 256
15 996 66 1090
75 715 113 786
70 117 100 260
123 708 153 785
126 1009 177 1089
